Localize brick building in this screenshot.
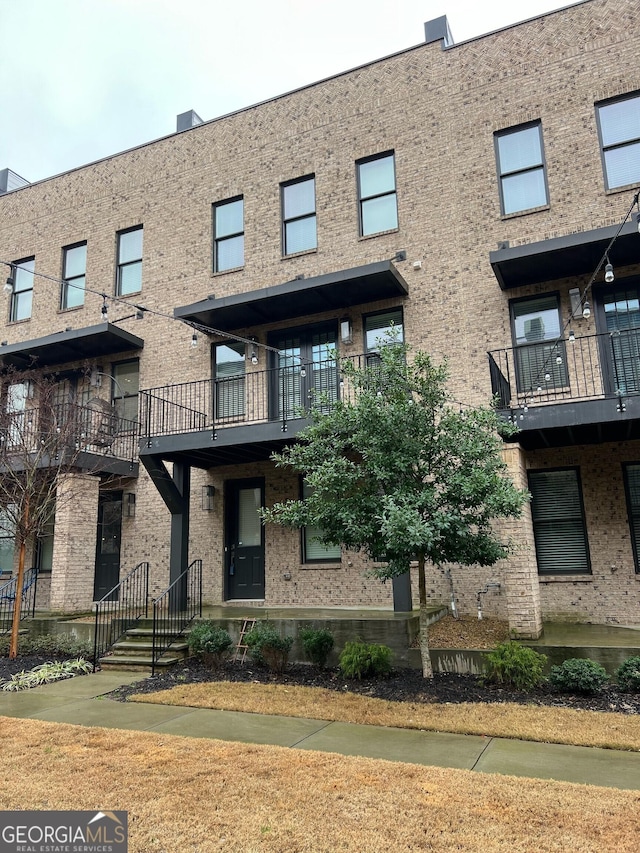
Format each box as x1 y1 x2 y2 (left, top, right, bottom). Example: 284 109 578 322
0 0 639 637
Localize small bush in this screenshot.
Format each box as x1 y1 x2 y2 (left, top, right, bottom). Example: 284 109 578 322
245 622 293 674
615 656 640 693
549 658 608 695
1 658 92 691
188 622 233 668
339 640 392 680
300 627 334 669
483 641 547 691
0 633 94 660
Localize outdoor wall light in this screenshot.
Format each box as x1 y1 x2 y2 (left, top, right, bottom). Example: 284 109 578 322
124 493 136 518
202 484 216 511
3 276 13 294
582 300 591 319
569 287 582 318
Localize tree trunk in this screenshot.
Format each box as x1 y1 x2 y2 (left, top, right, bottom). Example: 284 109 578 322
417 552 433 679
9 539 26 659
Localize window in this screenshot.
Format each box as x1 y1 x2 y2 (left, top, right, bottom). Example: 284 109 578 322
624 463 640 573
213 197 244 272
116 227 143 296
214 342 245 421
357 152 398 236
596 93 640 190
282 176 317 255
364 308 404 352
9 257 34 322
495 122 548 215
302 480 341 563
61 243 87 309
528 469 590 575
511 295 567 393
112 360 139 425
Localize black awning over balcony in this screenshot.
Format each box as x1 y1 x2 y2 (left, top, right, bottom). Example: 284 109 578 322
174 260 409 331
490 220 640 289
0 322 144 369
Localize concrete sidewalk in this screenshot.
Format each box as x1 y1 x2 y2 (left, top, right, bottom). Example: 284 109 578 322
0 671 639 791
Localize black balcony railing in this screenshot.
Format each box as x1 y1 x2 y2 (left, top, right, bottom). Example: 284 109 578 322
0 402 139 466
140 355 373 440
488 329 640 409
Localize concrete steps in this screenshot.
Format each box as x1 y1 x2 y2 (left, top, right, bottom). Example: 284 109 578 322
98 621 190 672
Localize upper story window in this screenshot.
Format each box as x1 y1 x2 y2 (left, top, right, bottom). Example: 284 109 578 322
61 243 87 310
112 360 139 425
364 308 404 352
282 176 317 255
9 257 34 322
116 227 143 296
495 122 548 215
214 341 246 421
357 152 398 237
213 197 244 272
596 93 640 190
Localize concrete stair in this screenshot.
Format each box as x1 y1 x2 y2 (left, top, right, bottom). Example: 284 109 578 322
98 620 190 672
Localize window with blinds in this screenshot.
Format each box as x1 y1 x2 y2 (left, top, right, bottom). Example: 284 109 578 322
511 295 567 394
215 342 246 420
302 480 341 563
596 92 640 190
623 464 640 574
528 468 591 575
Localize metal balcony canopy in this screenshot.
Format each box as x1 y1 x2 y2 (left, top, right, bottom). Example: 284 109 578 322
174 260 409 331
490 220 640 290
0 322 144 368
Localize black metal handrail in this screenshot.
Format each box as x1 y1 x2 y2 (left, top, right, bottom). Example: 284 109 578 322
92 561 150 670
151 559 202 675
488 329 640 409
0 567 39 634
139 354 367 440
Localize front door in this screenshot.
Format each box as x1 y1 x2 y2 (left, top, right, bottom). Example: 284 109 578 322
94 492 122 601
225 478 265 600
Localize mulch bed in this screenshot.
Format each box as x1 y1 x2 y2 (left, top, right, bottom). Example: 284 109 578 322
106 658 640 715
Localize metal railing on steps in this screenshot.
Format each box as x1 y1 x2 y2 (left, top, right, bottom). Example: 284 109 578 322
92 561 150 669
151 559 202 675
0 567 39 634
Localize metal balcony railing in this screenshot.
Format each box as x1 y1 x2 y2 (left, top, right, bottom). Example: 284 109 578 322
140 355 376 440
488 329 640 410
0 402 139 466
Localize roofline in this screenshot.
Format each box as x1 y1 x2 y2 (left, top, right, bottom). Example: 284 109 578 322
1 1 593 193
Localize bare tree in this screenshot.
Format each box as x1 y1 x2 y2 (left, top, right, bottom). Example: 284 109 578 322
0 367 122 657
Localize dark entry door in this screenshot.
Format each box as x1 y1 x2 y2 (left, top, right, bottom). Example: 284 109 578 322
225 479 265 600
94 492 122 601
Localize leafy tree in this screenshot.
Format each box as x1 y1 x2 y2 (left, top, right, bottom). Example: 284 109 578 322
0 368 120 658
261 342 527 677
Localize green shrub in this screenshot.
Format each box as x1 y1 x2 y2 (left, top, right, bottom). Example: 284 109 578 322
1 658 92 691
483 641 547 691
188 622 233 668
299 627 334 669
615 656 640 693
245 623 294 674
0 633 94 660
549 658 608 695
338 640 392 680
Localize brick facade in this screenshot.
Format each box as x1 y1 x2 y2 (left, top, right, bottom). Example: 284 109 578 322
1 0 639 631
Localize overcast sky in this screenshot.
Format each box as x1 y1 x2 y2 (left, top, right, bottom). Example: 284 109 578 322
1 0 577 184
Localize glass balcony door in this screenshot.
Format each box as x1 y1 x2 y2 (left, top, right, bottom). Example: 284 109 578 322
272 326 338 420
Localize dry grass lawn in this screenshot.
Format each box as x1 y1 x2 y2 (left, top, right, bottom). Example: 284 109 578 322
132 681 640 752
1 716 639 853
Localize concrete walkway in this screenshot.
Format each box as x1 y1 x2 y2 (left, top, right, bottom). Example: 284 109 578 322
1 671 639 791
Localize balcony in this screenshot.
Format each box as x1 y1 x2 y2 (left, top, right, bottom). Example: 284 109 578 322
0 402 139 476
140 356 369 468
488 329 640 449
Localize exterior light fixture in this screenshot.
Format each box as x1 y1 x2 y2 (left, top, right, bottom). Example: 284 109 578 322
249 347 258 365
635 210 640 234
101 297 108 322
604 257 614 283
202 484 216 511
569 329 575 342
582 300 591 319
3 275 13 294
191 332 198 348
340 318 353 344
124 493 136 518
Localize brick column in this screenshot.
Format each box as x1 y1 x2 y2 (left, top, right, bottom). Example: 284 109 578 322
49 473 100 613
501 444 542 639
